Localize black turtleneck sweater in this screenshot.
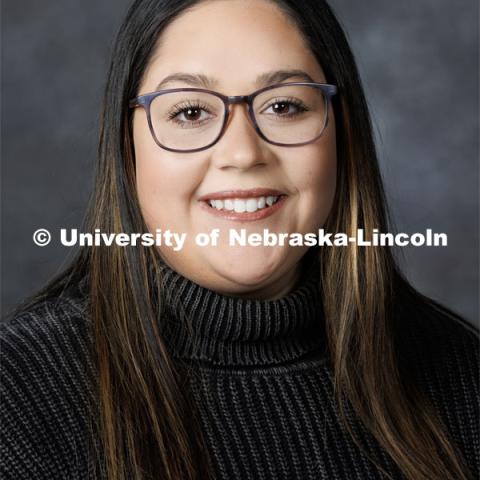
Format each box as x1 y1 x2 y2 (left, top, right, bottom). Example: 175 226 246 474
1 257 478 479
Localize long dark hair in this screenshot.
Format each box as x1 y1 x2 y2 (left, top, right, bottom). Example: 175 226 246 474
11 0 478 479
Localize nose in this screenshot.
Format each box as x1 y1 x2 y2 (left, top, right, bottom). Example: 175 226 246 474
210 103 268 170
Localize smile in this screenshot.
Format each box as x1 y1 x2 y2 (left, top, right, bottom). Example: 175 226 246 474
198 188 288 222
208 195 281 213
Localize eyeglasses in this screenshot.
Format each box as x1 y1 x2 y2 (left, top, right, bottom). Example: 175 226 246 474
129 82 338 153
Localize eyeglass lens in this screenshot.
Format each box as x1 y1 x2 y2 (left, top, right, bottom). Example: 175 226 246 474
149 84 328 151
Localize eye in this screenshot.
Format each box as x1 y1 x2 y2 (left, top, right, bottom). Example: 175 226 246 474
167 101 215 127
262 97 308 117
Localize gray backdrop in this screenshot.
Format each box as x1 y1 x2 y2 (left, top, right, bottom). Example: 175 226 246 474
2 0 478 325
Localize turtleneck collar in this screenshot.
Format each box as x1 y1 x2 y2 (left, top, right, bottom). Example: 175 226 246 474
151 250 327 368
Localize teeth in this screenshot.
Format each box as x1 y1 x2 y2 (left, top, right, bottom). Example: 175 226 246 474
246 198 258 212
208 195 280 212
224 199 234 210
234 199 246 213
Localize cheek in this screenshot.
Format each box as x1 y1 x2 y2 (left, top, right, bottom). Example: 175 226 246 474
291 137 337 229
133 116 201 227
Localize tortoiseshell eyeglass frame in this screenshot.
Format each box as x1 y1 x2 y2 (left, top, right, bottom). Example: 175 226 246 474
129 82 338 153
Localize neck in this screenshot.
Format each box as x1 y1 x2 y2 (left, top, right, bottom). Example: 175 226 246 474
214 261 303 301
151 250 327 367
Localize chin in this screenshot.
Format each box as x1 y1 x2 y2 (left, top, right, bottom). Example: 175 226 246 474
211 247 287 289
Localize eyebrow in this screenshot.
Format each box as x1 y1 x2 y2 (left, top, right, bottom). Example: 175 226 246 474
154 69 316 91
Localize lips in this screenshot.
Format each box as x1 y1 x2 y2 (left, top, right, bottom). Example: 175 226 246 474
197 188 288 221
209 195 281 212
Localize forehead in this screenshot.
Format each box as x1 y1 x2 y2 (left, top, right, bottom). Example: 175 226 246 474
141 0 326 93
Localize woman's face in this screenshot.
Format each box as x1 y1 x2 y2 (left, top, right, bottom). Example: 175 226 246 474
133 0 337 299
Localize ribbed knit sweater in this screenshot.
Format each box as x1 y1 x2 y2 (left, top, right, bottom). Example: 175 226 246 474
1 256 479 479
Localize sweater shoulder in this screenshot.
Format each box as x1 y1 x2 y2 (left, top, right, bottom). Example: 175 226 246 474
0 286 95 478
400 309 479 367
397 305 479 383
397 308 479 434
391 307 479 476
0 285 93 389
2 279 89 328
2 278 90 343
1 278 93 379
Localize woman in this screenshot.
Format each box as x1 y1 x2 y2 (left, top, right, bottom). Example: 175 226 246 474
1 0 478 479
